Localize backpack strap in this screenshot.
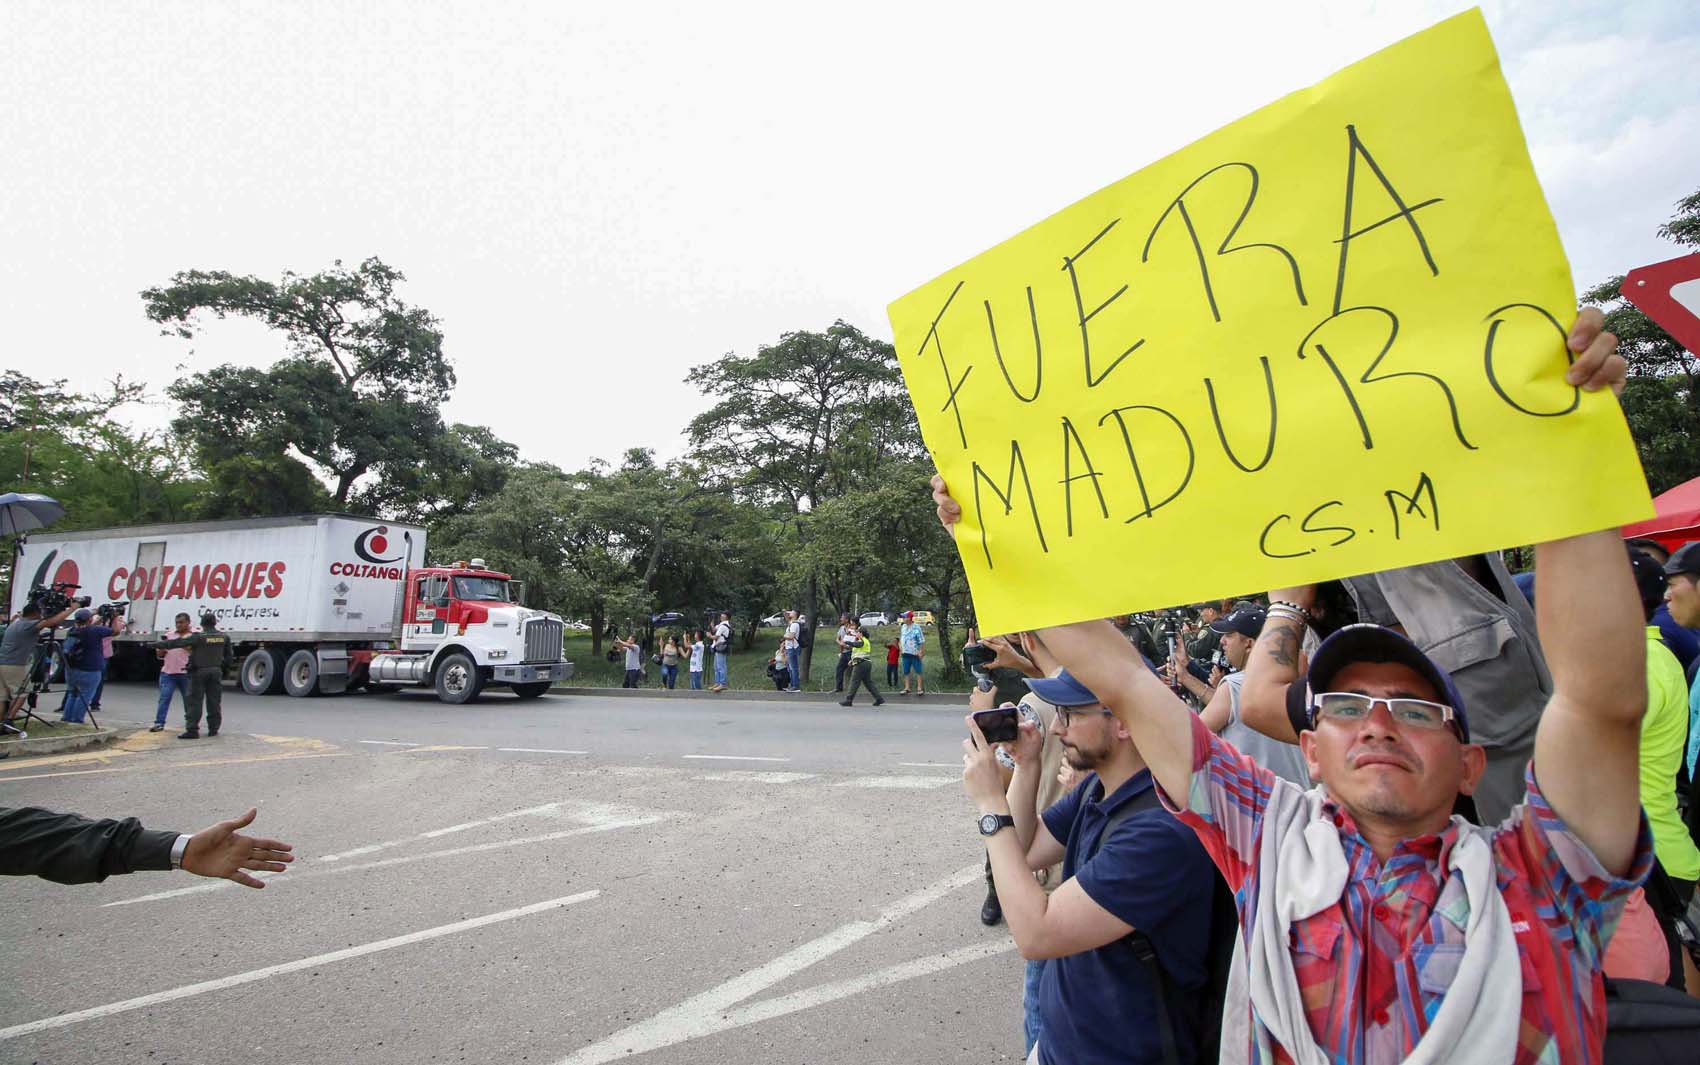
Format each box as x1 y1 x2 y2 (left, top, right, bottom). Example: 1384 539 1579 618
1089 783 1182 1065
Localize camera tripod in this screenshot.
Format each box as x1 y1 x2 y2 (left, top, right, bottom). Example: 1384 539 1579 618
2 637 89 737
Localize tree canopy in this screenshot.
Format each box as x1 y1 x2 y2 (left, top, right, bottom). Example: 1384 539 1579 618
144 257 456 507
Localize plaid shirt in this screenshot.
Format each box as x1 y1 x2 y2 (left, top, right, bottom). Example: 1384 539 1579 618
1164 714 1651 1065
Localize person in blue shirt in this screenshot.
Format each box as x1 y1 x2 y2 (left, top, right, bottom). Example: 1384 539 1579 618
963 667 1217 1065
59 609 113 724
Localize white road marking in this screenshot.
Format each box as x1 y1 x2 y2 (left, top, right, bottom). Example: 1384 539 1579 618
356 740 418 746
723 939 1016 1026
497 747 590 755
834 775 955 789
553 862 982 1065
680 754 790 763
417 801 567 838
314 801 569 861
691 771 815 784
102 807 668 908
1 891 599 1042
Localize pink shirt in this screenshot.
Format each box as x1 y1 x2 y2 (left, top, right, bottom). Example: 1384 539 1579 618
160 643 191 675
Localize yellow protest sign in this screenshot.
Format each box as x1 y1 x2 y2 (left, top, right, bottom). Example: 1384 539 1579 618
888 8 1652 636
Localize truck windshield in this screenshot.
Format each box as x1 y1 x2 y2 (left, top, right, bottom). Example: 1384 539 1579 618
452 577 510 602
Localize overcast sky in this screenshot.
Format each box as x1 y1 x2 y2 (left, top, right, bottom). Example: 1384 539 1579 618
2 0 1695 476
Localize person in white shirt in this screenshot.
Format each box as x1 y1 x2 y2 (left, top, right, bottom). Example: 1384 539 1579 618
711 613 732 692
783 611 803 692
688 630 706 690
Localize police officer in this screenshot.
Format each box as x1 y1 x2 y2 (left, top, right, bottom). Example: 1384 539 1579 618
155 613 231 739
837 620 885 708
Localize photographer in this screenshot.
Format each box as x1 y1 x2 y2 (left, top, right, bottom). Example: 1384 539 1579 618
88 602 126 715
2 598 77 731
60 608 114 725
961 667 1217 1065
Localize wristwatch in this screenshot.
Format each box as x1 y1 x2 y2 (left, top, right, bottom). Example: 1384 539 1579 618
977 813 1015 837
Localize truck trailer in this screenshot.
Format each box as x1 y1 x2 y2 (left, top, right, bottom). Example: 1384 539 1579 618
8 513 573 703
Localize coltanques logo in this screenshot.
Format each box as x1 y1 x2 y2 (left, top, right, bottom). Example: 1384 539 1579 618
354 526 405 564
29 550 81 596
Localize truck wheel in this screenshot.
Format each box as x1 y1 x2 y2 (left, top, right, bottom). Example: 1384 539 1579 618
283 650 321 697
433 653 483 704
241 649 287 695
511 682 551 699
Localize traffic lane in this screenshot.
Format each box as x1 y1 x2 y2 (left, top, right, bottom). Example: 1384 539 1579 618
1 744 1023 1064
81 680 977 771
3 762 1020 1054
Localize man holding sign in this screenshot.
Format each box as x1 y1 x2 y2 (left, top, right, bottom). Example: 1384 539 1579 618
933 311 1649 1060
905 7 1664 1060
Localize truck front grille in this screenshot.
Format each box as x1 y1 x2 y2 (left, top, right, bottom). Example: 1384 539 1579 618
524 618 563 664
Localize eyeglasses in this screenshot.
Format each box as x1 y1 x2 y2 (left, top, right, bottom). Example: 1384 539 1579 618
1310 692 1461 738
1053 705 1113 728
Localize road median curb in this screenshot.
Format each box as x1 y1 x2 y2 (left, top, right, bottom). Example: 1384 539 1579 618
0 721 141 759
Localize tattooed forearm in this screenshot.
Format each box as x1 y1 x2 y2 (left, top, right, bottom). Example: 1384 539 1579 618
1262 620 1303 671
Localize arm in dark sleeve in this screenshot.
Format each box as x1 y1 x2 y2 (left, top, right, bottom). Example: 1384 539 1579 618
0 807 178 884
154 633 202 650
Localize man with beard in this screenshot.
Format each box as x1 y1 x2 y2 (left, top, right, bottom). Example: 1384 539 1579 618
962 668 1217 1065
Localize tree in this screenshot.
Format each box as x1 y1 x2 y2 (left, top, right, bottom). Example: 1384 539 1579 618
143 257 455 508
2 373 207 602
430 463 587 620
1581 188 1700 494
1618 375 1700 497
786 457 968 683
0 372 202 529
688 321 922 680
351 423 519 522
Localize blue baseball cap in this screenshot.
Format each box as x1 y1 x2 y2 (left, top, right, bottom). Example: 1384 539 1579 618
1024 668 1102 707
1209 607 1266 637
1303 623 1470 742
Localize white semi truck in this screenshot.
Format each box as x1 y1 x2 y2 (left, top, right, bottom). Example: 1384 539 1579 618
8 513 573 704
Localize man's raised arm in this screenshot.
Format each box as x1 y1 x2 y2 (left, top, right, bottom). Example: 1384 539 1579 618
1030 621 1199 805
1529 528 1646 876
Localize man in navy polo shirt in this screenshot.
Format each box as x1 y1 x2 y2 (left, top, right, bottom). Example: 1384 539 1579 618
962 667 1217 1065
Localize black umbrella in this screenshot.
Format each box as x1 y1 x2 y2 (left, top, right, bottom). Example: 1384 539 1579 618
0 493 65 537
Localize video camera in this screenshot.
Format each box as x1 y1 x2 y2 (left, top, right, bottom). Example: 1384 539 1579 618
26 582 90 617
96 601 129 622
1154 608 1189 649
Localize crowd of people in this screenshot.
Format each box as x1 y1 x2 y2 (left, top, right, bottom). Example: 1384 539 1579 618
940 311 1700 1063
603 608 936 701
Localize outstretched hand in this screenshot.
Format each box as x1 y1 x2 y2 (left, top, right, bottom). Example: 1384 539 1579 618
180 808 295 889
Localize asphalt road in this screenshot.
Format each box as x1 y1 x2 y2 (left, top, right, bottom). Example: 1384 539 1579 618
0 681 1023 1065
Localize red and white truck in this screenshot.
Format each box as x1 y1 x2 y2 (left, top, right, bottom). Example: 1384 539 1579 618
8 513 573 703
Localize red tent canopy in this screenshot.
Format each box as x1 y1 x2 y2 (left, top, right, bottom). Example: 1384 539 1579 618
1623 475 1700 551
